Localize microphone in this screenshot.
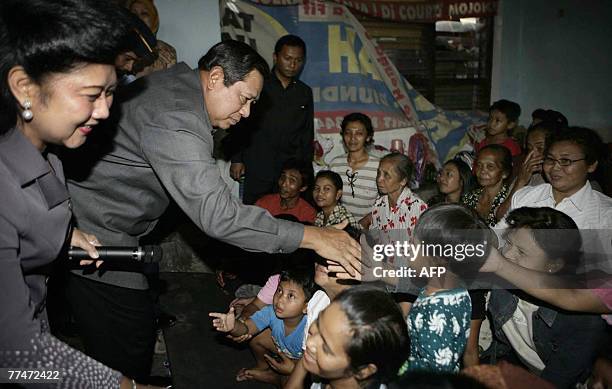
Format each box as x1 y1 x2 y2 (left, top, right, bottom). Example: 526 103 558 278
68 245 162 264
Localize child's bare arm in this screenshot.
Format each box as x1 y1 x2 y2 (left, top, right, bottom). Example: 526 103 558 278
209 307 259 337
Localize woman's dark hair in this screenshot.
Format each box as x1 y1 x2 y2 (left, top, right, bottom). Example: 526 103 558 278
279 265 316 301
315 170 343 192
477 144 512 180
531 108 568 128
198 40 270 87
340 112 374 146
546 126 605 166
274 34 306 57
333 285 409 385
0 0 131 132
413 204 492 277
381 152 414 185
444 159 475 198
505 207 582 273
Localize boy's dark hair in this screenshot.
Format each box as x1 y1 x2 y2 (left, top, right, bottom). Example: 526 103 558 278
315 170 343 192
0 0 131 132
279 265 316 301
281 158 314 191
413 204 492 277
444 159 476 198
505 207 582 273
341 112 374 146
547 126 605 166
274 34 306 56
334 285 409 385
198 40 270 87
477 144 513 179
381 152 415 184
490 99 521 124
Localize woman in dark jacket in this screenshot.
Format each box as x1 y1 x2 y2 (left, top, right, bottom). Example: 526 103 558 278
0 1 157 388
487 207 607 388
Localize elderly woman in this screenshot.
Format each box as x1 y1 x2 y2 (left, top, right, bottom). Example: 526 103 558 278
0 1 159 388
462 144 512 227
329 112 380 229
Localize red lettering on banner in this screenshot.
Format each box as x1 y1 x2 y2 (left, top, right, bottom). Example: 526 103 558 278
332 0 497 22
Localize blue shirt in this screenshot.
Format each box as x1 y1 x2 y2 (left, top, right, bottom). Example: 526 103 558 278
250 305 307 359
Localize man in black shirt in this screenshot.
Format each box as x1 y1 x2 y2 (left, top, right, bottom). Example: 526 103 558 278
229 35 314 204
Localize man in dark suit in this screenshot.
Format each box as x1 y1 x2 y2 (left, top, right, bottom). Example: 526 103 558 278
229 35 314 204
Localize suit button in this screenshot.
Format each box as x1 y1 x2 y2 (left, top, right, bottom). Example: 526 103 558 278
551 343 559 351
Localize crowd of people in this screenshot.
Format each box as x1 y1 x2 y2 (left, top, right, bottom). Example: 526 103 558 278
0 0 610 389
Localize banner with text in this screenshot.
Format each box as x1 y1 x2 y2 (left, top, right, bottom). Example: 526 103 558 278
221 0 486 174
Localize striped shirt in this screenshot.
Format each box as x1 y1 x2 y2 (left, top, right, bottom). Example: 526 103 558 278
329 153 380 220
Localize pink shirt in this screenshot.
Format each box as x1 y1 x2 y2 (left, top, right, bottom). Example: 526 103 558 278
257 274 280 305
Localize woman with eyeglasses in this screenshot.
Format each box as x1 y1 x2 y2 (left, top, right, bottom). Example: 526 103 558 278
497 127 611 229
329 113 380 229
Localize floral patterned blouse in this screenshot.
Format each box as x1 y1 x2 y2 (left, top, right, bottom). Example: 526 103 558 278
370 187 428 265
461 184 510 227
400 288 472 375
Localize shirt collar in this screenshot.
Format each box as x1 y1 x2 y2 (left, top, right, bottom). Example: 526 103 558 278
563 181 591 211
546 181 590 211
397 187 413 207
0 128 69 209
270 69 296 87
0 128 50 186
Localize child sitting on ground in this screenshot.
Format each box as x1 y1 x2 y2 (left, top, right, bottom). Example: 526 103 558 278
283 255 357 388
210 266 316 385
255 158 316 223
476 99 522 158
312 170 360 229
399 204 492 374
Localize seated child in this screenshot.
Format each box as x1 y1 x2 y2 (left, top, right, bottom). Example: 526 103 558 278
256 158 316 223
210 266 316 385
312 170 360 229
476 99 522 158
398 204 492 374
303 285 409 389
283 256 356 388
488 207 607 388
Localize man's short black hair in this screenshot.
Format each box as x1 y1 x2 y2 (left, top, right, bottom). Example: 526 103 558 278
490 99 521 123
281 158 314 191
198 40 270 87
274 34 306 56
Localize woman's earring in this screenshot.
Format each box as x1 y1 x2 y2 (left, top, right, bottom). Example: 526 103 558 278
22 99 33 121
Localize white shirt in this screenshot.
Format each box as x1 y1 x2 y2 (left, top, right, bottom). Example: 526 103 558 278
496 182 612 272
303 290 331 349
501 299 546 372
502 182 612 229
